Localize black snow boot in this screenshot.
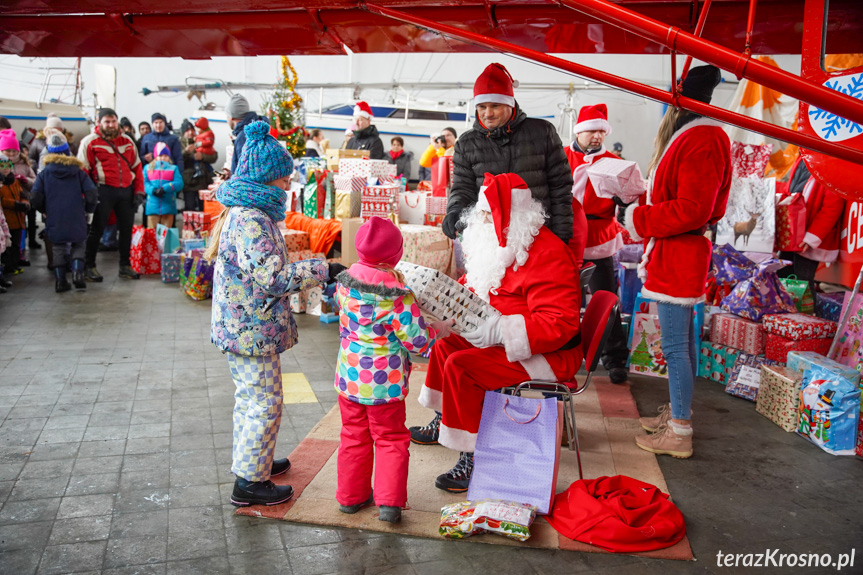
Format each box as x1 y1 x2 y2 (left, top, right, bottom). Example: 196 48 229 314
54 266 71 293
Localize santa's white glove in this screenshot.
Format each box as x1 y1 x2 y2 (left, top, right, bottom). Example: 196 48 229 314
463 315 503 348
430 319 455 339
86 213 94 225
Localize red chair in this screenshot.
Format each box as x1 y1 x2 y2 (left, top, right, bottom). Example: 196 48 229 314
503 290 619 479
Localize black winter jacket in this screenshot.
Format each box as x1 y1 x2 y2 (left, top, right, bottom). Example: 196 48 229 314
346 125 385 160
448 106 574 242
30 154 98 244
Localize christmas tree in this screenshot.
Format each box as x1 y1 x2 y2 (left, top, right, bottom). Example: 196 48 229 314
630 330 654 370
263 56 306 158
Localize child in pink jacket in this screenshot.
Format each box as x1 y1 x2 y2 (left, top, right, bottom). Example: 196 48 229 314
333 217 452 523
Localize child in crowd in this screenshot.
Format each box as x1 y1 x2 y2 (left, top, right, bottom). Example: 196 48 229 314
0 196 11 293
0 154 29 276
30 133 98 292
333 216 453 523
144 141 182 229
0 129 36 266
207 120 333 507
193 117 216 179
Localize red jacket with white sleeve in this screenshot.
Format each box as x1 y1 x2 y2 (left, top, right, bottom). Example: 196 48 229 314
565 144 623 260
781 158 845 263
78 128 144 195
624 118 731 305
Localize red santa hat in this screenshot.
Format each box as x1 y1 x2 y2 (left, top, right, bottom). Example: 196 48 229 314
473 63 518 108
353 101 373 120
475 172 533 268
575 103 612 135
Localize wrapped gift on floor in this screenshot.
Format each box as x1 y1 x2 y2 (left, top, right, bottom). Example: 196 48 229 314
160 252 182 283
156 224 180 254
401 224 452 274
712 243 756 287
282 229 311 252
183 211 214 237
756 365 804 432
725 354 782 401
181 238 206 253
698 341 713 380
586 157 647 203
762 313 836 341
699 341 741 384
785 351 861 387
765 333 831 362
629 313 667 378
779 275 815 314
626 293 704 349
398 191 429 225
130 226 161 275
183 256 214 301
831 292 863 372
815 291 844 322
797 364 861 455
396 261 499 334
710 313 766 355
339 158 393 179
361 184 399 222
720 258 796 321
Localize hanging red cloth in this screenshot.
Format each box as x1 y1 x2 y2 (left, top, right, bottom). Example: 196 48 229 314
546 475 686 553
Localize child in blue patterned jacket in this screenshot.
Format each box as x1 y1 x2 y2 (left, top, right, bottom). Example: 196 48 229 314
334 216 453 523
206 120 333 507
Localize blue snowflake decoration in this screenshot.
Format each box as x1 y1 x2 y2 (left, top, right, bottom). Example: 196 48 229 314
808 72 863 142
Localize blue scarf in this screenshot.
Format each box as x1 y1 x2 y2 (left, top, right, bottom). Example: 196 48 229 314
216 176 287 223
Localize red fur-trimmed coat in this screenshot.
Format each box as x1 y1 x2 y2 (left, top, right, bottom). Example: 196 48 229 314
565 144 623 260
624 118 731 305
780 158 845 263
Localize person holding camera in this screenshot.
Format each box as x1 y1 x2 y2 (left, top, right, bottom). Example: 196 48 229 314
418 127 457 181
144 142 183 229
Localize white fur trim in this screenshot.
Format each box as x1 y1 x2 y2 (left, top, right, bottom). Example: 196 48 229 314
570 146 606 204
439 423 478 452
583 233 624 260
500 314 532 362
476 189 490 212
418 383 443 412
353 105 372 119
803 232 822 249
519 354 557 381
801 244 838 263
624 203 642 242
575 118 612 135
510 188 532 210
640 287 705 306
474 94 516 107
651 117 724 180
497 245 516 268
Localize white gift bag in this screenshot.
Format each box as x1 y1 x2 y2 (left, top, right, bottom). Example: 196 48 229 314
398 191 428 225
586 158 647 203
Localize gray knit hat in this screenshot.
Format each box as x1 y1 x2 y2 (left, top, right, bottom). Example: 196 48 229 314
46 132 70 155
226 94 250 119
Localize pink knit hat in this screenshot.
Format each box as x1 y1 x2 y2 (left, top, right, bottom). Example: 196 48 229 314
0 129 20 152
355 216 403 267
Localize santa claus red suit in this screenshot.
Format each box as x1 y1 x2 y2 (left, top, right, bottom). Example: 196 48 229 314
418 173 583 455
624 117 732 304
781 157 845 264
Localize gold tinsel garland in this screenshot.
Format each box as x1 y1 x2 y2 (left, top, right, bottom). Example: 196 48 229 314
279 56 302 111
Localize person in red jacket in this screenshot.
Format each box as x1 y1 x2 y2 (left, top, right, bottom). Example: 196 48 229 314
78 108 145 282
776 156 845 291
623 66 731 459
192 117 217 179
565 104 629 383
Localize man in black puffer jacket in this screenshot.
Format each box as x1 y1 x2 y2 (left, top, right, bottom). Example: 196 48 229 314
443 64 573 243
345 101 385 160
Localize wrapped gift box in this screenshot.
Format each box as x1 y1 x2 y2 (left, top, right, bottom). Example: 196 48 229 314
160 253 182 283
815 291 844 322
333 174 366 194
765 333 831 362
698 341 740 384
181 238 206 253
183 211 214 237
361 184 399 221
325 148 369 171
586 157 646 203
710 313 765 355
617 243 644 264
339 158 393 179
785 351 861 387
756 365 804 432
396 261 499 334
426 195 447 216
424 213 445 227
282 229 311 252
831 293 863 372
286 250 326 264
762 313 837 341
305 286 323 316
629 313 667 379
698 341 714 380
335 189 361 219
401 224 452 274
725 354 782 402
289 292 306 314
797 364 861 455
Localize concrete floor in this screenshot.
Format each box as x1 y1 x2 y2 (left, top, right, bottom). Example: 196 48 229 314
0 248 861 575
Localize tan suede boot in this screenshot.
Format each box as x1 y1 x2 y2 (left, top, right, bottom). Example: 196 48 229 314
639 403 672 433
635 424 693 458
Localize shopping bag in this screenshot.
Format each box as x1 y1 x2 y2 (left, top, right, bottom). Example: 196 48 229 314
720 258 797 321
155 223 180 254
323 171 335 219
431 156 452 198
467 391 562 515
398 191 427 225
130 226 161 274
183 256 214 301
779 274 815 314
774 193 807 252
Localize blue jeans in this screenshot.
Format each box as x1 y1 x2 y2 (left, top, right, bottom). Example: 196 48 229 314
657 302 697 421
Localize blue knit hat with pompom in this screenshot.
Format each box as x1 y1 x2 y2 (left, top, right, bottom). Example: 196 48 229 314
235 121 293 184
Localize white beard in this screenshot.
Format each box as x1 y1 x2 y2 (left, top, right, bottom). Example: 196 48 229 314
461 201 546 301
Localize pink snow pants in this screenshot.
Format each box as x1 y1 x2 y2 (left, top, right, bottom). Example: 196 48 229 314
336 395 410 508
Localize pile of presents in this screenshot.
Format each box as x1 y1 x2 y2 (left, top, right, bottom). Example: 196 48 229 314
623 242 863 458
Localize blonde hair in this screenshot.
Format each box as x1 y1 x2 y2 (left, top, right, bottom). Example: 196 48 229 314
647 107 691 175
373 263 405 285
203 207 230 262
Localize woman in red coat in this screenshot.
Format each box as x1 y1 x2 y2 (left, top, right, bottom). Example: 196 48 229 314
623 66 731 458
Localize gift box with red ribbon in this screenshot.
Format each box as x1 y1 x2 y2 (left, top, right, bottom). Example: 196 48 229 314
765 333 831 362
762 313 837 341
710 313 766 355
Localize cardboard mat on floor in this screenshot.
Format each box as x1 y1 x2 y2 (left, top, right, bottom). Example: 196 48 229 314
236 371 694 560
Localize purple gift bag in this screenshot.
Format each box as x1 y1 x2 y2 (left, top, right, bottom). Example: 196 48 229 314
712 243 757 287
720 258 797 321
467 392 562 514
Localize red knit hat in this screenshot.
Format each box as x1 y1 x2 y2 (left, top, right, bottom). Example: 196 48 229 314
575 103 612 135
475 172 533 268
473 63 518 107
353 101 373 120
355 216 403 267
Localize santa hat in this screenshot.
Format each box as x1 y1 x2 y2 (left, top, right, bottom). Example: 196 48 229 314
575 104 612 135
353 101 373 120
473 63 518 107
476 172 533 268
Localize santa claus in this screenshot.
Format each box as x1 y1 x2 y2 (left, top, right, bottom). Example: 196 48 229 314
409 172 584 492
